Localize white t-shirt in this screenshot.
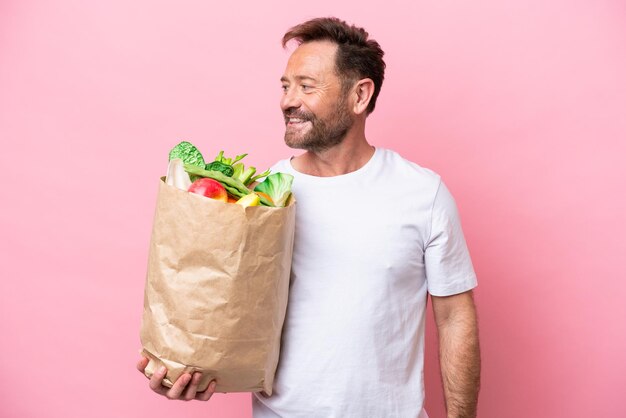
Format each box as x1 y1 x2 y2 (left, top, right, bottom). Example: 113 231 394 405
253 148 477 418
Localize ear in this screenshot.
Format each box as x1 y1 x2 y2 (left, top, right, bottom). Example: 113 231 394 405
351 78 375 115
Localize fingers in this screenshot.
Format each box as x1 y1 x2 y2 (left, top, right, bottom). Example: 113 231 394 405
136 357 149 372
182 373 202 400
146 364 216 401
165 372 192 400
196 380 217 401
149 366 169 394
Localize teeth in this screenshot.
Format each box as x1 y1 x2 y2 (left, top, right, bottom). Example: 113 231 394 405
290 118 303 123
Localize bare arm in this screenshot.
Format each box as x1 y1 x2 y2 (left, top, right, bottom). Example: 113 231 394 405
431 290 480 418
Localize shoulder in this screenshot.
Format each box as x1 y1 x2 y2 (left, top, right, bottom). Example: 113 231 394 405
376 148 442 187
269 157 294 174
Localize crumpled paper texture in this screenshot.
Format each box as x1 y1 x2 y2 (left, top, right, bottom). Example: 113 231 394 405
140 179 296 394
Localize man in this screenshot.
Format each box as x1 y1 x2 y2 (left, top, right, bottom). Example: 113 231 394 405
138 17 480 418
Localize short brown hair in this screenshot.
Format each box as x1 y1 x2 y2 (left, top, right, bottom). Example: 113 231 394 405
282 17 386 114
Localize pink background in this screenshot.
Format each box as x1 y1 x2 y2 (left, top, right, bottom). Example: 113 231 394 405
1 1 625 417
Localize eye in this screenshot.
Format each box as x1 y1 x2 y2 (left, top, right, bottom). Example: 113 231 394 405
301 85 311 91
281 84 289 93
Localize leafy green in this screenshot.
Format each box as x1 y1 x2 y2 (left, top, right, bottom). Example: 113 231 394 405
206 151 251 178
248 168 271 185
213 151 247 166
184 164 275 207
207 150 272 185
254 173 294 207
231 153 248 164
205 161 235 176
167 143 281 207
168 141 205 168
239 166 257 185
185 164 249 196
232 162 244 179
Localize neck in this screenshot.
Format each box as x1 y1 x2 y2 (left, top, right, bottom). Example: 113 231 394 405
291 123 374 177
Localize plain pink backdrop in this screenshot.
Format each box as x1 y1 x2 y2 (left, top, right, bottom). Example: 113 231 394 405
1 1 625 417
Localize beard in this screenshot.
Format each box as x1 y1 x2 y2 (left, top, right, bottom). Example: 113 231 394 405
283 95 353 152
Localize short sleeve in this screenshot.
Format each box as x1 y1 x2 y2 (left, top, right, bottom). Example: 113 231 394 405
424 180 477 296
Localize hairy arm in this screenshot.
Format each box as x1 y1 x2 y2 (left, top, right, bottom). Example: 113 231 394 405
431 290 481 418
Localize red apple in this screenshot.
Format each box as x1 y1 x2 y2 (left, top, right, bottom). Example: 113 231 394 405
188 178 228 202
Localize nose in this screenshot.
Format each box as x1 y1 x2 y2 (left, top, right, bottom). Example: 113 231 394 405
280 87 301 112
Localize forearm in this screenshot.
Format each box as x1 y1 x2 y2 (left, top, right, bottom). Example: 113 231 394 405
436 297 481 418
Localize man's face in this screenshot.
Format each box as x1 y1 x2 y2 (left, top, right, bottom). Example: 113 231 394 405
280 41 353 152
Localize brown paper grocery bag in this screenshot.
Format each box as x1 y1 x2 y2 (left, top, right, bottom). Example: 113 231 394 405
140 178 296 394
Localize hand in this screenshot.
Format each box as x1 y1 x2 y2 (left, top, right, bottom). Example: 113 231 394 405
136 357 217 401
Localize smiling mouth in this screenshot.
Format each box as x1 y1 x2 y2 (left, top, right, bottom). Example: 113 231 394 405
285 117 311 126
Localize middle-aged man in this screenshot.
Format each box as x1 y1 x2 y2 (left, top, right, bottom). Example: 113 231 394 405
138 16 480 418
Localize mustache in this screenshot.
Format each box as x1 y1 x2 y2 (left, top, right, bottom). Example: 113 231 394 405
283 109 314 121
